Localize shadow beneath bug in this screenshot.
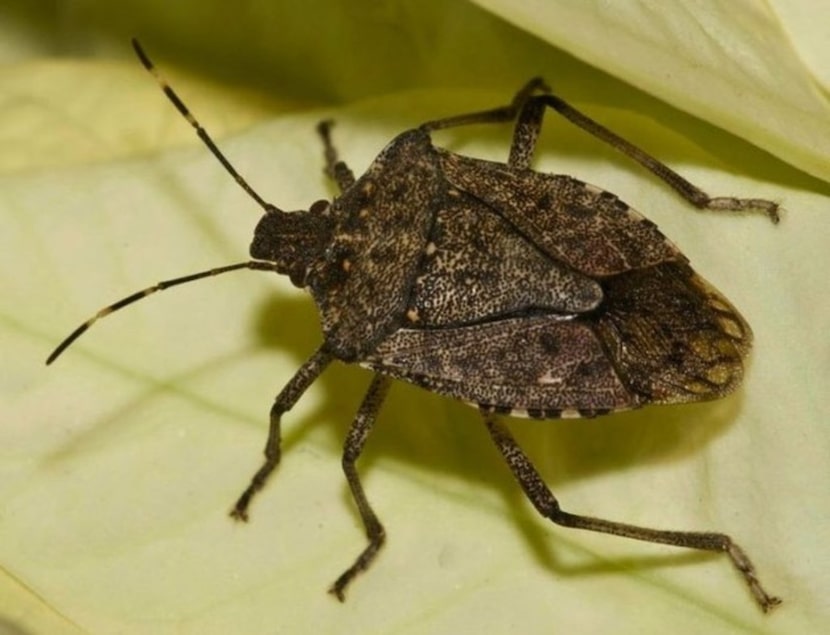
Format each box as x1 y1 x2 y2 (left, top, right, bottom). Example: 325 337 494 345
251 292 741 499
516 535 718 581
248 289 752 589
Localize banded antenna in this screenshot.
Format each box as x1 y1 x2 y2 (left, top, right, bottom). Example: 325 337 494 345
47 40 282 364
131 39 280 213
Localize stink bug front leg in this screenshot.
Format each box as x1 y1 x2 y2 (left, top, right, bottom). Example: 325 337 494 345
231 348 333 520
483 415 782 613
317 120 356 192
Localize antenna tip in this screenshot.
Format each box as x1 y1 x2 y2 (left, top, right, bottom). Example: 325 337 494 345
45 345 63 365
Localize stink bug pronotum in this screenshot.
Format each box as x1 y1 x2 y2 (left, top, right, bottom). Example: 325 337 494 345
47 40 782 612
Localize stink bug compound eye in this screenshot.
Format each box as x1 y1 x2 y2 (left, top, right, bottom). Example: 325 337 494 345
46 39 782 612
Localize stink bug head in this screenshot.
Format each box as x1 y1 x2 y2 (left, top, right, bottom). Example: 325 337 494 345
46 40 782 613
250 201 334 287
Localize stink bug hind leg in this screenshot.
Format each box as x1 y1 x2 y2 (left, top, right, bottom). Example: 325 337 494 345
422 76 780 223
530 92 780 223
419 77 549 133
483 416 782 612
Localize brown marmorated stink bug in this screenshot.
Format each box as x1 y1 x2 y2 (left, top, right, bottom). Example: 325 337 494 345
47 40 782 612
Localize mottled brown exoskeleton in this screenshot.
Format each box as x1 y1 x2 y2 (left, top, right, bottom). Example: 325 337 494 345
47 40 782 612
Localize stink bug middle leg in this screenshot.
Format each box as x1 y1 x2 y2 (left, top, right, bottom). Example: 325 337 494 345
329 374 392 600
47 41 782 612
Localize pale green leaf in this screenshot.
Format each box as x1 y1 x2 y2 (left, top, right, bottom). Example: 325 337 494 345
1 2 829 634
472 0 830 181
0 61 302 173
